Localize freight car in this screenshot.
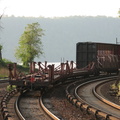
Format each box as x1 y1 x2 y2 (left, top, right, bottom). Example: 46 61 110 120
8 42 120 90
76 42 120 74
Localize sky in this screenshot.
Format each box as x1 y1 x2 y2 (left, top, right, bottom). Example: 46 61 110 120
0 0 120 18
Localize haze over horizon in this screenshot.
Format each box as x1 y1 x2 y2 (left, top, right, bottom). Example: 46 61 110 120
1 0 120 63
1 16 120 63
0 0 120 18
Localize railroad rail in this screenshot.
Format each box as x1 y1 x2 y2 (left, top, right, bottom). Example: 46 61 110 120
65 76 120 120
1 89 61 120
93 80 120 110
3 60 120 120
0 80 9 120
1 89 19 120
1 63 120 120
0 79 9 83
17 90 54 120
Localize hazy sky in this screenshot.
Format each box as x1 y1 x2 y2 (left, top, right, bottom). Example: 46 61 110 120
0 0 120 18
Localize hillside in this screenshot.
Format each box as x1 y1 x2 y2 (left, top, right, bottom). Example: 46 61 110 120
1 16 120 63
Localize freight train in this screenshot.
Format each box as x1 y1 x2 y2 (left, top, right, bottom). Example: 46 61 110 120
76 42 120 74
8 42 120 89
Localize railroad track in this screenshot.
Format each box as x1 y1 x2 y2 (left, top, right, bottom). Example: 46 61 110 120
66 75 120 120
1 77 77 120
1 89 19 120
0 80 9 83
0 79 20 120
1 75 92 120
1 75 119 120
1 89 60 120
0 80 9 120
93 80 120 110
17 90 54 120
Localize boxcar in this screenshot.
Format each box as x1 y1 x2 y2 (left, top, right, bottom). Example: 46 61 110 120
76 42 120 73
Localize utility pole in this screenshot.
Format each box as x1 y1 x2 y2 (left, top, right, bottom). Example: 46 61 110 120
0 45 2 60
116 38 120 44
116 38 118 44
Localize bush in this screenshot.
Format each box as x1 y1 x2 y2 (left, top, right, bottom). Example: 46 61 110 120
6 85 16 92
117 90 120 97
118 82 120 90
110 83 117 90
0 58 29 77
2 58 12 64
0 58 12 67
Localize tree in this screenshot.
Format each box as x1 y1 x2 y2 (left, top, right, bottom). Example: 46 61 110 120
15 22 44 66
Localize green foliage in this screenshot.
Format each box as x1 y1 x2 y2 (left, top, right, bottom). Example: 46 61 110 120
0 44 2 50
17 64 29 74
110 83 117 89
15 22 44 66
117 91 120 97
7 85 16 92
0 58 12 67
0 59 12 77
110 82 120 97
118 82 120 90
2 58 12 64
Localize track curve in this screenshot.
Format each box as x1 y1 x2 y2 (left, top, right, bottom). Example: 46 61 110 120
75 76 120 119
93 80 120 110
17 90 59 120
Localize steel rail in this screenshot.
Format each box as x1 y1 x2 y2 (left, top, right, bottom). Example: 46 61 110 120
1 88 59 120
1 89 19 120
75 76 117 103
16 90 59 120
0 79 9 83
15 91 60 120
40 96 60 120
66 76 119 120
74 76 120 120
93 81 120 110
15 90 26 120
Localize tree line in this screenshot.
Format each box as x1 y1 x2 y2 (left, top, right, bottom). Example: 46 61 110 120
1 8 120 66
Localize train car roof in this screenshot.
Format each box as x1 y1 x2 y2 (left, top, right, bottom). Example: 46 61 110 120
76 42 120 46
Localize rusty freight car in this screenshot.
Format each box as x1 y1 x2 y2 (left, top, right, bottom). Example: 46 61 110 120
76 42 120 73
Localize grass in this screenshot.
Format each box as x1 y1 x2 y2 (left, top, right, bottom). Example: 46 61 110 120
0 59 31 93
0 59 29 78
0 67 9 77
0 59 11 78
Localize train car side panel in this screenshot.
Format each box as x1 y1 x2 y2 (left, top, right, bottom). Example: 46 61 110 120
76 42 97 69
76 42 120 73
